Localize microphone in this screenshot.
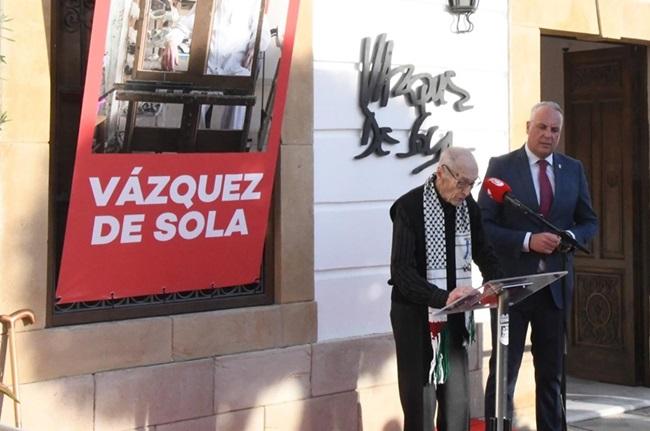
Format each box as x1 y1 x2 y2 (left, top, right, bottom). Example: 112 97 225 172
483 177 528 211
483 177 511 203
482 177 589 254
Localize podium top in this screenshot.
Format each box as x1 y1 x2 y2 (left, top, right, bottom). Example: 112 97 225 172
434 271 568 316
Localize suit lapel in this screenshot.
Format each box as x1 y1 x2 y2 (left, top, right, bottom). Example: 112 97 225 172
513 146 539 211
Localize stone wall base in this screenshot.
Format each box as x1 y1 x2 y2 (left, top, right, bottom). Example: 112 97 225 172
0 329 538 430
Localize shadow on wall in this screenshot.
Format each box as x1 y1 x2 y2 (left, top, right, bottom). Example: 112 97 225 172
146 310 493 431
86 339 400 431
0 309 496 429
63 315 508 429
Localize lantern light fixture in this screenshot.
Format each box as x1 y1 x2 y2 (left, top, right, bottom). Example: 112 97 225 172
447 0 479 33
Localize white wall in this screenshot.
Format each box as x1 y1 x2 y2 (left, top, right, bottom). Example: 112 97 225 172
313 0 510 341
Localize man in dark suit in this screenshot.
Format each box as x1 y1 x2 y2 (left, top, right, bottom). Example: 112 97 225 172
478 101 598 431
390 147 502 431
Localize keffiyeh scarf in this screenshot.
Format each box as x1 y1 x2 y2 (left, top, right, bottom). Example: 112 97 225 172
424 175 475 385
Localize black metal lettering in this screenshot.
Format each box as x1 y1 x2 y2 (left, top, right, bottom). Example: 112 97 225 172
411 131 453 175
356 35 473 174
397 113 437 158
356 34 399 159
441 71 473 112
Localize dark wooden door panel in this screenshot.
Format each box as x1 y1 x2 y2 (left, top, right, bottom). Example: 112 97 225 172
600 100 626 259
564 46 642 385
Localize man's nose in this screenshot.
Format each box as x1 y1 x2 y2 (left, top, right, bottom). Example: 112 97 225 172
459 188 472 198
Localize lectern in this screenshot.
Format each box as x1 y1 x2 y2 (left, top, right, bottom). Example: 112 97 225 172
435 271 568 431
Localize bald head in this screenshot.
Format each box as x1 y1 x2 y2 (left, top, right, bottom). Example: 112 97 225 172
438 147 478 179
435 147 479 206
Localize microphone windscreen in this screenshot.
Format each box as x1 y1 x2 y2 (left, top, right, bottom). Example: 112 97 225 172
483 177 511 204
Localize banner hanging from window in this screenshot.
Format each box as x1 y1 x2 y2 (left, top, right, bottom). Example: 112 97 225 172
56 0 300 303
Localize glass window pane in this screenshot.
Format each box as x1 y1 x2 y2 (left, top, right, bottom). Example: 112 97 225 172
205 0 265 77
141 0 197 72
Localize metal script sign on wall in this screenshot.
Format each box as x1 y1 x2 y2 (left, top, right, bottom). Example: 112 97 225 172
357 33 473 174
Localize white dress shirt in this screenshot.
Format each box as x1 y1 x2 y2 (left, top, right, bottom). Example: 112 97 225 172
522 144 554 252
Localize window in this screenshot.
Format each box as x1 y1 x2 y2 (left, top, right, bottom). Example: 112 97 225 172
50 0 283 325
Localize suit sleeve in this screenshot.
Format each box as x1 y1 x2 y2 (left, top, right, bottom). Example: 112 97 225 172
477 157 529 258
390 203 449 308
569 160 598 246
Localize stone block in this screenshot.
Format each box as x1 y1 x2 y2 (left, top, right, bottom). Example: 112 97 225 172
358 384 403 431
214 345 311 413
509 25 541 149
0 375 94 431
16 317 172 383
265 392 358 431
311 334 397 396
0 143 49 328
274 144 314 304
95 359 213 431
280 301 316 346
0 0 51 143
480 325 536 416
514 352 536 410
513 404 537 430
619 1 650 41
511 0 599 35
172 306 281 360
156 408 264 431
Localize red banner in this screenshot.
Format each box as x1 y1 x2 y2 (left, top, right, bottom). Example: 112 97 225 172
56 0 300 303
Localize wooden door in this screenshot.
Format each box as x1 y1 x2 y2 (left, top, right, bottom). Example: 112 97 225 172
564 46 647 385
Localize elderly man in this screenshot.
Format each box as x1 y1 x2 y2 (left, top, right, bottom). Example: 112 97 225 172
389 147 502 431
479 101 598 430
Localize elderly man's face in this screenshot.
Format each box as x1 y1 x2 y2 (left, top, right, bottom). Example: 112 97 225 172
526 105 563 159
436 161 478 206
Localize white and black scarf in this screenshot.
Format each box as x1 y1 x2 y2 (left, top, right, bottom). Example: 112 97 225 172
424 175 475 385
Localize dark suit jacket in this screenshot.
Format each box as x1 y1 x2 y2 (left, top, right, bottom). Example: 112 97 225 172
477 146 598 309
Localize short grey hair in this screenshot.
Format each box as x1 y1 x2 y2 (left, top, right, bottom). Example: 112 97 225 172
530 101 564 121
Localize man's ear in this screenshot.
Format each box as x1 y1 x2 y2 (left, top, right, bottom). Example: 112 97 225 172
526 121 531 133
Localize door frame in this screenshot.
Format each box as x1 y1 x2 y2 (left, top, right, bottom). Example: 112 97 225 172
632 47 650 386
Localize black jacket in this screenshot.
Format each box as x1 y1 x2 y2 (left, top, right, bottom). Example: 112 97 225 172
389 182 502 308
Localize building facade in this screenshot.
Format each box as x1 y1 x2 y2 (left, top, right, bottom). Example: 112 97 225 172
0 0 649 430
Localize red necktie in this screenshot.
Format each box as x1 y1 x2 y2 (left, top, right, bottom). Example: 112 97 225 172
538 159 553 218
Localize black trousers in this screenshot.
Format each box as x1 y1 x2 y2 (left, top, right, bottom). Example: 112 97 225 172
484 287 564 431
391 301 470 431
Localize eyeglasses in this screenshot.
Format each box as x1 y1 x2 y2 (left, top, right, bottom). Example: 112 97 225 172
442 164 481 190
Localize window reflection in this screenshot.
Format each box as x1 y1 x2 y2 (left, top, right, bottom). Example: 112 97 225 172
94 0 284 154
205 0 267 77
142 0 196 72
